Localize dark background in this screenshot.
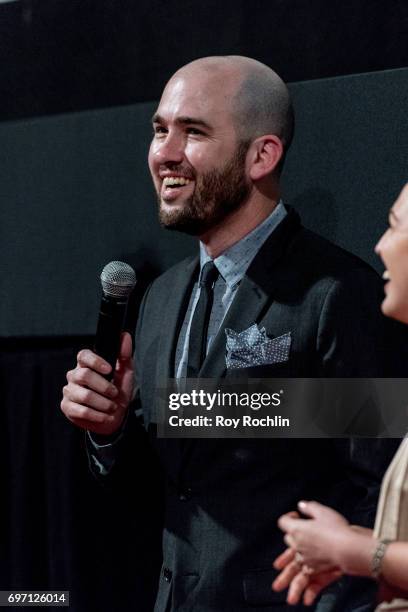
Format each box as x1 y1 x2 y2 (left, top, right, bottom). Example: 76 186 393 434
1 0 408 121
1 69 408 337
1 1 407 611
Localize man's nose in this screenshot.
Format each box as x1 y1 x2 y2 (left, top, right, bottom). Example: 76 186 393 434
154 133 184 164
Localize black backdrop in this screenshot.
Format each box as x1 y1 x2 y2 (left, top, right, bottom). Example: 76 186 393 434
1 338 163 611
1 0 407 121
1 68 407 337
1 2 408 611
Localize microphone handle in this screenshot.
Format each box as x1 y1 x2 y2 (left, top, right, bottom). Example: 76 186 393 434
94 294 128 381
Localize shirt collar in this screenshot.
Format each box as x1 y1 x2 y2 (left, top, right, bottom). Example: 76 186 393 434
199 200 287 289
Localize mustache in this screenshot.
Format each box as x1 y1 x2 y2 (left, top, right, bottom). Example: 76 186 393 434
159 164 195 180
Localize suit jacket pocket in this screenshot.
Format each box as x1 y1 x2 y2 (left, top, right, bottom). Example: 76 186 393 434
243 568 287 606
227 361 291 379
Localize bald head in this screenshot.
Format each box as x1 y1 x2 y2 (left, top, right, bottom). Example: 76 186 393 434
170 56 294 171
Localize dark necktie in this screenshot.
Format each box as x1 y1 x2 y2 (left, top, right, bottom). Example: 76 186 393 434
186 261 219 377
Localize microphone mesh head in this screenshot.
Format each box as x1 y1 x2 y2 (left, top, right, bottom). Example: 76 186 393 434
100 261 136 298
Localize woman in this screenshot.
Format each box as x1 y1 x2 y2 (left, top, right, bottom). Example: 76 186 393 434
272 183 408 610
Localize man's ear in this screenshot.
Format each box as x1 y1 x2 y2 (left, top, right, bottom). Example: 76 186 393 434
248 135 284 181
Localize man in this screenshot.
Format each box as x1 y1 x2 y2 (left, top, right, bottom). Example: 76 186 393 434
61 56 405 611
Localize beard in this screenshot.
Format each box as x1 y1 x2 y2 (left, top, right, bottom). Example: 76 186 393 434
157 141 251 236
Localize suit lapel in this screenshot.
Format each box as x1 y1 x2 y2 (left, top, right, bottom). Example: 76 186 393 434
155 255 199 383
199 208 301 379
198 275 272 378
153 255 199 481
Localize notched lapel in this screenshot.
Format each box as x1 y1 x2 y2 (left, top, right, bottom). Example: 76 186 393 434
153 257 199 479
199 208 301 379
199 271 275 378
155 256 199 382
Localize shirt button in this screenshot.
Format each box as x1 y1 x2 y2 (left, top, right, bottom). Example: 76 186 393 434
178 487 193 501
163 567 172 582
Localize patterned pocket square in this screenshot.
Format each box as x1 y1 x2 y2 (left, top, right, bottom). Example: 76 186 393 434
225 324 291 369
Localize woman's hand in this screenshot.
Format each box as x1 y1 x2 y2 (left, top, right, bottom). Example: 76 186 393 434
277 501 351 572
272 545 342 607
272 501 351 605
272 500 379 605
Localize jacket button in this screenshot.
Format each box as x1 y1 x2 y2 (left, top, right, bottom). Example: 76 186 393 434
179 487 193 501
163 567 172 582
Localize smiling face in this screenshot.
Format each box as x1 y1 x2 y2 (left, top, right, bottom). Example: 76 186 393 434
148 66 252 236
375 184 408 324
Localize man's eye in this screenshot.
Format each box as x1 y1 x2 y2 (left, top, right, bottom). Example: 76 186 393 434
186 127 203 135
153 126 167 135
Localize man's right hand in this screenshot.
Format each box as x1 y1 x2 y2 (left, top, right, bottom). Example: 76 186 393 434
61 332 135 436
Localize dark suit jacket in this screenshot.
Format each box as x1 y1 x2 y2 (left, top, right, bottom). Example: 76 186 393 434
90 208 407 612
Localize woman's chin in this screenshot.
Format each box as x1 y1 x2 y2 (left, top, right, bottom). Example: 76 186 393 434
381 296 408 325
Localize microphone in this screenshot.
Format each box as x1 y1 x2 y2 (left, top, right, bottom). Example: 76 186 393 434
94 261 137 380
